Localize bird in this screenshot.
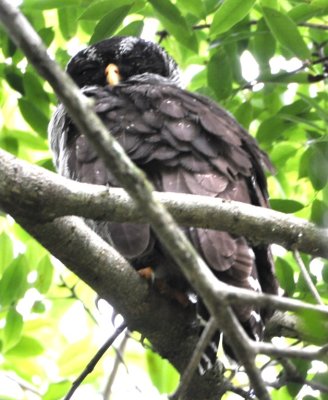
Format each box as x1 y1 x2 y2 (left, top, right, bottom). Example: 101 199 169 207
48 36 278 374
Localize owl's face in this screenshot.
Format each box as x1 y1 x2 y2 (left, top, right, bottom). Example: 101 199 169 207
66 36 179 88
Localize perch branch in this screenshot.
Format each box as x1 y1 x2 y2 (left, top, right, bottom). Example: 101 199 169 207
0 149 327 259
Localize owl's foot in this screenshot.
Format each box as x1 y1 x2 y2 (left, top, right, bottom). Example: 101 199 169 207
137 266 155 281
137 267 190 307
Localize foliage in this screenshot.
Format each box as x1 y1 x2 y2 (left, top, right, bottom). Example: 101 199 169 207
0 0 327 398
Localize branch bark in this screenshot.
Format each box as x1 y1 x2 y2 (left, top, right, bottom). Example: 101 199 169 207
0 149 327 259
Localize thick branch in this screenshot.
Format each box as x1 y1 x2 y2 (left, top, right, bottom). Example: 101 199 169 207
13 213 224 400
0 149 327 259
1 149 327 321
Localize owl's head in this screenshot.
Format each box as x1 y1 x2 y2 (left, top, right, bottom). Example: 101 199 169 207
66 36 180 88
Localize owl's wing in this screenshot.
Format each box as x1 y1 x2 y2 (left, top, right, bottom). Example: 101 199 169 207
49 81 278 339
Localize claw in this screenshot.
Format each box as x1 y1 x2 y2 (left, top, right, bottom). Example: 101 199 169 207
138 266 155 281
138 266 190 307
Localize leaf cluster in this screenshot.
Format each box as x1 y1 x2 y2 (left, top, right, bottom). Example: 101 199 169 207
0 0 327 399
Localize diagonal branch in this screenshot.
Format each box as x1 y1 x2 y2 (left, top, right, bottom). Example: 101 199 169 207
293 249 324 305
0 2 327 399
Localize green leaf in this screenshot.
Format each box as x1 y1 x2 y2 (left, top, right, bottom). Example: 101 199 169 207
270 199 304 213
2 128 48 151
21 0 79 11
296 309 328 344
288 4 318 24
210 0 256 37
279 99 311 116
287 359 311 397
6 336 44 357
207 48 232 100
117 20 144 37
18 98 49 137
322 262 328 284
0 256 29 307
32 300 46 313
308 145 328 190
271 386 293 400
297 93 328 124
256 116 289 145
311 199 328 227
311 0 328 7
148 0 197 52
177 0 206 18
269 142 297 165
260 0 277 7
234 101 253 129
311 372 328 400
275 257 295 296
79 0 133 20
35 255 54 294
23 71 50 116
58 7 78 40
146 349 179 394
89 5 132 44
224 42 242 83
43 381 71 400
253 18 276 65
4 65 25 95
0 231 14 277
38 27 55 47
4 308 23 352
0 137 18 155
262 7 311 60
1 35 17 58
58 338 98 376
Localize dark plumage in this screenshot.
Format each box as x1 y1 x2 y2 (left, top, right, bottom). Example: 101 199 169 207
49 36 278 373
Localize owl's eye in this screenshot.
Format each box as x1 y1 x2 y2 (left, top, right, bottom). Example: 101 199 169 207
79 65 96 76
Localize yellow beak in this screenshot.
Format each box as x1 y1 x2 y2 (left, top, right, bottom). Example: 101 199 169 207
105 63 121 86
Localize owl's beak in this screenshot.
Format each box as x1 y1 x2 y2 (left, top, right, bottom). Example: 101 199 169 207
105 63 121 86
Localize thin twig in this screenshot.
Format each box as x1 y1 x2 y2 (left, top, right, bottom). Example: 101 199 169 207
293 249 324 305
103 330 129 399
170 317 217 400
241 55 328 91
267 358 328 393
225 382 255 399
59 274 99 324
64 322 127 400
254 342 328 362
299 22 328 30
218 308 271 400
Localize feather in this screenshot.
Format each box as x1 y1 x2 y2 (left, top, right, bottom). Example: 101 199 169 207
48 36 278 376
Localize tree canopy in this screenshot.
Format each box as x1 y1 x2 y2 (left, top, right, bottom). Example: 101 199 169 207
0 0 328 399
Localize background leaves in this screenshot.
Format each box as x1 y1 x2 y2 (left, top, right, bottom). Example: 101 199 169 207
0 0 327 398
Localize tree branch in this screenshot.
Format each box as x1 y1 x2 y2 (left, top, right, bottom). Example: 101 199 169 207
12 213 224 400
0 149 327 259
255 342 328 362
293 249 324 305
64 322 127 400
